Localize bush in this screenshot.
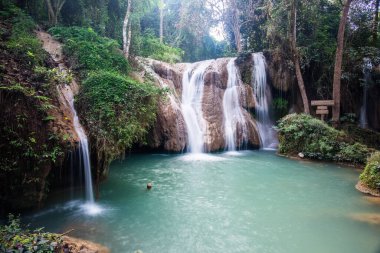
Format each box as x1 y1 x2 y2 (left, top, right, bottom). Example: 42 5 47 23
337 142 369 164
5 6 47 66
76 71 163 161
360 152 380 190
0 214 62 252
140 30 184 63
49 27 129 77
277 113 370 163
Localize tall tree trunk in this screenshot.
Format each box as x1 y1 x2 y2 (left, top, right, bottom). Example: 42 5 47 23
45 0 66 25
45 0 55 25
123 0 132 58
332 0 353 124
373 0 380 46
159 0 164 43
231 0 242 53
126 22 132 58
290 0 309 114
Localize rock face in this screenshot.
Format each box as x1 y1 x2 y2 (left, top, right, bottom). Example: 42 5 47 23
138 57 261 152
137 58 187 152
36 31 80 144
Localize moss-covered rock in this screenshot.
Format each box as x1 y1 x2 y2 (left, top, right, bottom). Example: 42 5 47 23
359 152 380 192
277 113 371 164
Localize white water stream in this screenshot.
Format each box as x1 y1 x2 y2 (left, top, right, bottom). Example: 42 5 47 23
360 57 372 129
252 53 278 149
37 31 99 215
223 58 248 151
181 61 212 153
61 83 95 204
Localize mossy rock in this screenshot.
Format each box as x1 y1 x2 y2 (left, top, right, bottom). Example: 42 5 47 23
360 152 380 191
277 113 370 164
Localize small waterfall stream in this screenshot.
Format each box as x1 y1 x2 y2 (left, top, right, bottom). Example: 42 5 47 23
252 53 278 149
181 61 212 153
360 57 372 129
61 84 94 203
223 58 248 151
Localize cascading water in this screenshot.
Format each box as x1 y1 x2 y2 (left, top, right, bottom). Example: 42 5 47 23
38 31 100 215
252 53 278 149
360 57 372 129
181 61 212 153
61 84 94 203
223 58 248 151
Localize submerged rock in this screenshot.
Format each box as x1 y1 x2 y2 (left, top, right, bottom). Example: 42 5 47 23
349 213 380 225
61 236 110 253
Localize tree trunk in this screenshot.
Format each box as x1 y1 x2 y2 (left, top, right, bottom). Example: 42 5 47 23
332 0 353 124
159 0 164 43
373 0 380 46
126 22 132 58
231 0 242 53
290 0 309 114
123 0 132 57
45 0 66 25
45 0 55 25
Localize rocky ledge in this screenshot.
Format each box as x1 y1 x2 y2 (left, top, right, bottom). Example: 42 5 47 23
355 181 380 197
61 236 110 253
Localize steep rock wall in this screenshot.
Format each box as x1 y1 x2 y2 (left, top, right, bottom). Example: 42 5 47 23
139 57 261 152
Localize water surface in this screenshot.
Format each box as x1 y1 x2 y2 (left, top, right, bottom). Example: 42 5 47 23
28 151 380 253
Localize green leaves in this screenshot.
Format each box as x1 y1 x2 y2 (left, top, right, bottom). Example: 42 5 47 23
139 30 184 63
277 113 371 164
49 26 130 77
77 71 162 161
360 152 380 190
0 214 63 253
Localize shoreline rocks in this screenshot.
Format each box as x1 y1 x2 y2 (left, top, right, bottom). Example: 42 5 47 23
355 181 380 197
61 236 110 253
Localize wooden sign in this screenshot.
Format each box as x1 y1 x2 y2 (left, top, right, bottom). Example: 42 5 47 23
311 100 335 106
311 100 334 121
316 109 329 115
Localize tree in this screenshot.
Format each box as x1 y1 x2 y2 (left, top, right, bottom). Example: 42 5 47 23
332 0 354 124
373 0 380 46
289 0 310 114
45 0 66 25
230 0 242 52
159 0 165 43
123 0 132 58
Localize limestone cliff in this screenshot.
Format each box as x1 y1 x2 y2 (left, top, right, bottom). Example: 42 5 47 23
137 57 261 152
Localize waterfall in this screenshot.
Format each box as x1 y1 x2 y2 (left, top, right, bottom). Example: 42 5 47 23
61 84 94 203
252 53 278 149
223 58 248 151
360 57 372 129
181 61 212 153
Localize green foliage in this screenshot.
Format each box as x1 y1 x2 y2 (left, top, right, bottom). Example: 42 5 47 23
272 97 288 119
49 26 129 77
340 113 357 124
273 98 288 111
0 214 62 253
5 6 47 66
277 113 370 164
360 152 380 191
0 3 65 211
340 123 380 150
337 142 369 164
76 71 162 160
139 30 184 63
34 66 73 85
